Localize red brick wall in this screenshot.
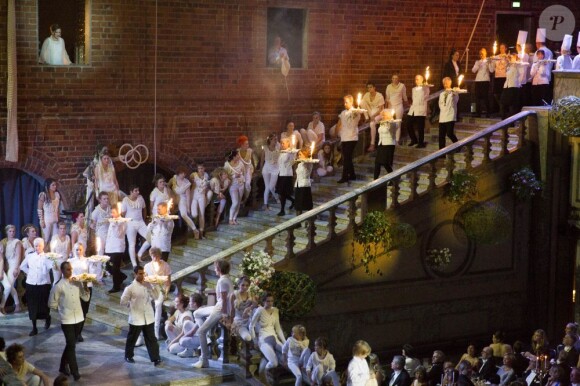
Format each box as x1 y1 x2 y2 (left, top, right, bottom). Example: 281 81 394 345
0 0 578 202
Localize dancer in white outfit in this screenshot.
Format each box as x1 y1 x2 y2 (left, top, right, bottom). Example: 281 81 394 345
238 136 256 202
190 163 211 238
21 224 37 255
172 293 205 358
229 276 257 342
361 81 385 152
38 178 61 248
224 150 246 225
250 293 286 376
94 151 120 206
121 186 149 267
165 294 194 355
0 225 23 314
385 74 408 138
144 248 171 340
90 192 111 255
49 222 71 285
347 340 375 386
38 24 71 65
260 134 280 211
282 325 311 386
169 168 198 238
300 112 326 150
70 213 88 251
317 142 336 178
209 168 231 228
306 337 341 386
281 120 303 151
150 174 171 217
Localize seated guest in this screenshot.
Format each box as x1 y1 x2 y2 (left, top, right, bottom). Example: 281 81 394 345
497 353 516 386
523 355 546 386
389 355 412 386
456 344 479 369
557 334 579 369
317 142 336 178
402 344 421 376
491 331 507 364
528 329 551 357
305 337 340 386
570 367 580 386
369 354 386 385
513 341 529 377
412 366 429 386
457 360 475 386
477 346 499 382
548 365 569 386
165 294 193 355
565 323 580 351
6 343 51 386
442 361 457 386
428 351 445 386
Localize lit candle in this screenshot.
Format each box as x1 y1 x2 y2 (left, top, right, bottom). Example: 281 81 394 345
50 240 56 252
310 142 315 160
457 74 464 88
493 41 497 56
357 92 362 108
96 236 101 254
117 202 122 216
391 109 395 120
167 198 173 213
291 135 296 149
425 66 430 83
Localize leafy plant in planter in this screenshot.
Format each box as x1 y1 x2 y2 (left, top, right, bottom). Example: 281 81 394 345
550 96 580 137
425 248 452 270
510 166 543 201
453 201 511 245
445 170 478 205
352 211 393 276
261 271 317 321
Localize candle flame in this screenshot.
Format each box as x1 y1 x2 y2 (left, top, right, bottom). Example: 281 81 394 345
291 135 296 148
391 109 395 119
50 240 56 252
493 41 497 56
425 66 430 82
116 202 122 216
96 236 101 253
167 198 173 213
310 142 315 159
457 74 464 87
153 261 160 273
356 92 362 107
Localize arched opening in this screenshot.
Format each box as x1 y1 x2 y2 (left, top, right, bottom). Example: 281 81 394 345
0 168 44 239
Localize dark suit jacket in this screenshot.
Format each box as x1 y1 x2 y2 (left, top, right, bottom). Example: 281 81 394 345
390 369 412 386
428 363 444 386
458 374 475 386
477 359 498 382
442 61 461 87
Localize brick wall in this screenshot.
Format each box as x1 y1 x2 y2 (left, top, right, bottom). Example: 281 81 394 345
0 0 578 203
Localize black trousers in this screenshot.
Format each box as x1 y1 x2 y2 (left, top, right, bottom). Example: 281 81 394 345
161 251 169 262
79 287 92 334
61 322 82 375
407 115 426 145
125 323 160 362
340 140 358 180
107 252 124 290
374 145 395 179
531 84 550 107
475 81 490 114
439 121 458 149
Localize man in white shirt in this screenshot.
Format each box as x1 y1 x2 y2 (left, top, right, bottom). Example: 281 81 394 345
192 259 233 368
143 248 172 340
49 261 89 381
121 266 162 366
90 192 111 255
147 202 174 261
335 95 362 183
361 82 385 152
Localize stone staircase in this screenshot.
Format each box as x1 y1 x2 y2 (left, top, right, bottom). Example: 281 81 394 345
86 116 518 331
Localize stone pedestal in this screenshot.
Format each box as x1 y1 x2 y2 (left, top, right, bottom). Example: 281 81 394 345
553 70 580 102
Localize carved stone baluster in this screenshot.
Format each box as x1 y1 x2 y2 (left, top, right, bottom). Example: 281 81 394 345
464 145 474 170
483 135 491 164
391 177 401 209
285 228 296 259
327 208 337 240
428 161 437 191
500 127 509 156
217 324 230 364
410 170 418 201
445 154 456 182
306 217 316 250
348 198 357 228
263 236 274 256
519 118 527 148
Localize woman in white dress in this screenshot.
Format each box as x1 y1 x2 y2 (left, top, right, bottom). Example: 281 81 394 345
224 150 246 225
260 134 280 211
122 186 149 266
190 163 211 238
209 168 231 228
38 24 71 65
150 174 171 217
168 168 198 238
317 142 335 178
49 221 71 284
70 212 88 251
0 225 23 314
281 120 302 151
94 151 120 206
165 293 194 354
229 276 257 342
250 292 286 373
38 178 61 247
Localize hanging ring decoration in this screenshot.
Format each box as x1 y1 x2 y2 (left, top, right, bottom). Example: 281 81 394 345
118 143 149 169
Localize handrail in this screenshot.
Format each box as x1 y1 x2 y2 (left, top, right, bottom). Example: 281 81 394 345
172 109 535 289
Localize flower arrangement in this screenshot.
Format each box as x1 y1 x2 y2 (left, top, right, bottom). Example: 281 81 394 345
510 167 543 201
425 248 452 269
240 250 275 296
445 170 478 204
549 96 580 137
352 211 393 276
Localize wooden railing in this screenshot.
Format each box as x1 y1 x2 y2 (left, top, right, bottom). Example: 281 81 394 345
172 110 536 294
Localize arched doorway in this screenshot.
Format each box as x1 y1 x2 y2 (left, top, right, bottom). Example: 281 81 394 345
0 168 44 239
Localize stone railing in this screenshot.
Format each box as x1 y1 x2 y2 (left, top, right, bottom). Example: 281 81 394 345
172 110 537 294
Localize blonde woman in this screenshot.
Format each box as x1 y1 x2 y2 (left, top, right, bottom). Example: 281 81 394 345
38 178 61 246
229 276 257 342
94 150 120 206
0 225 23 314
70 212 88 251
49 221 71 284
